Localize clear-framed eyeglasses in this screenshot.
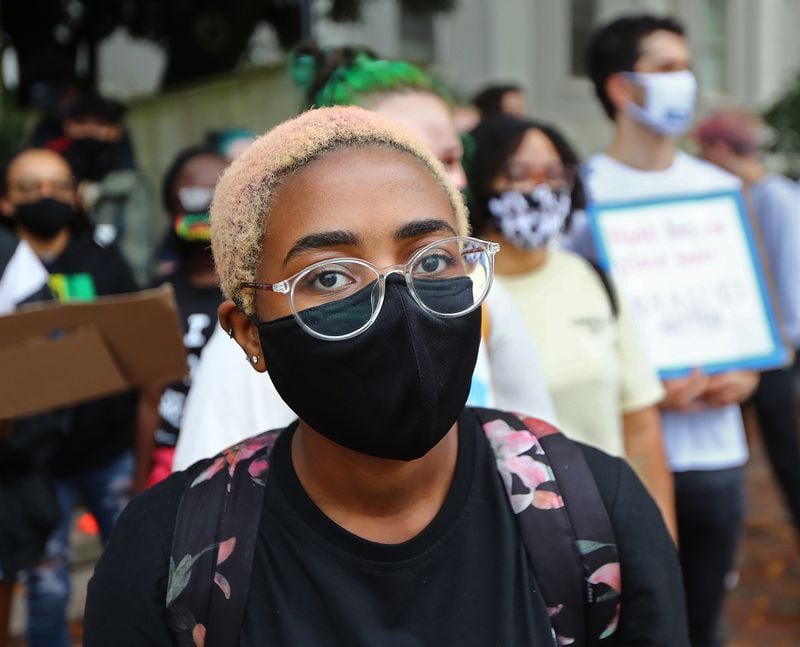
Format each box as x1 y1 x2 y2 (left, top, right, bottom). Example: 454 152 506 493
239 236 500 341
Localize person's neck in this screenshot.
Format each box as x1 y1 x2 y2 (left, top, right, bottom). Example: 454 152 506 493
735 157 766 187
186 250 219 289
606 116 678 172
20 228 70 261
291 421 459 544
484 229 549 276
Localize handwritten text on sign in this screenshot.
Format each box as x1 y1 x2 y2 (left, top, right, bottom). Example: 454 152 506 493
592 192 784 375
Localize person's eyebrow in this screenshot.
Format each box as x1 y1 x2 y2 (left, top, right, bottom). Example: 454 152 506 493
283 230 361 266
393 218 458 241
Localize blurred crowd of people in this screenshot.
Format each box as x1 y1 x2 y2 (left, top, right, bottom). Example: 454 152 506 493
1 11 799 647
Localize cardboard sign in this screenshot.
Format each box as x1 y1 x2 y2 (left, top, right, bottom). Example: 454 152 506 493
588 190 791 378
0 285 188 418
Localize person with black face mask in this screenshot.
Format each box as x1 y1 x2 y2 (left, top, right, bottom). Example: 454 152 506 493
84 107 689 647
0 225 58 647
0 148 138 647
45 94 160 288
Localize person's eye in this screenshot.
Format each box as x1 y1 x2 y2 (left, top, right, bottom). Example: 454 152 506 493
305 267 355 292
506 166 527 182
14 180 37 194
53 181 74 194
413 251 456 276
441 157 458 171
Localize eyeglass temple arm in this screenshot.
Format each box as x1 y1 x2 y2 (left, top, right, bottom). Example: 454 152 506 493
239 281 290 294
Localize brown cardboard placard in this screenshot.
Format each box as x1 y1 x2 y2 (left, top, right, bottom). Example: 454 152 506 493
0 325 128 418
0 285 188 418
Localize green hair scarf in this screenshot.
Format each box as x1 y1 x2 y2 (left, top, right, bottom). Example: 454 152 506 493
291 50 446 107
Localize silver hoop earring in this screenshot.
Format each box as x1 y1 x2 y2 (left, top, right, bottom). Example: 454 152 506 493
250 355 259 365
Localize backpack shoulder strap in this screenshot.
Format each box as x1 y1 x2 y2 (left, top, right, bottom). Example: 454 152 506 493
166 429 281 647
475 407 621 647
585 259 618 319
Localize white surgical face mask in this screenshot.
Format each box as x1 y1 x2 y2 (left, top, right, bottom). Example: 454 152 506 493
624 70 697 137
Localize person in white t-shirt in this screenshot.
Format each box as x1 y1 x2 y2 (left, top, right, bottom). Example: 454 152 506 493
173 50 557 471
574 15 760 647
0 229 50 314
467 114 675 539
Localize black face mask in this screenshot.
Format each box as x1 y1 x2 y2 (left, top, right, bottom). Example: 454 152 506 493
14 198 74 240
257 275 482 461
65 138 129 181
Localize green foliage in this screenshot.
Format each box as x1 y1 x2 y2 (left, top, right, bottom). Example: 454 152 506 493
763 71 800 172
4 0 459 96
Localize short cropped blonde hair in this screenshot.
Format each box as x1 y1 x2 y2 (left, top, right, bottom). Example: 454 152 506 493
210 106 469 316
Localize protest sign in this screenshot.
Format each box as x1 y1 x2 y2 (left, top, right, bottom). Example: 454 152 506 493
588 189 790 378
0 285 187 418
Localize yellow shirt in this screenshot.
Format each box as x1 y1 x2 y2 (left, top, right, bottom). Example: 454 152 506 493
498 250 664 456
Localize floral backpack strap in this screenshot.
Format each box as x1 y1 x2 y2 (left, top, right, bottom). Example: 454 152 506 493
166 429 281 647
476 407 620 647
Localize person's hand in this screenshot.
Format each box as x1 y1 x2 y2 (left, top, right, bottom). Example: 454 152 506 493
660 368 710 411
701 371 760 407
77 180 101 212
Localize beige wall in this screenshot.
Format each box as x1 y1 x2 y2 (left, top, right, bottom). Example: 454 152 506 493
325 0 800 157
124 65 302 209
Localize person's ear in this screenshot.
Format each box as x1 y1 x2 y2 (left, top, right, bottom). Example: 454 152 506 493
702 140 730 168
0 197 14 219
106 124 124 143
218 299 267 373
605 73 637 116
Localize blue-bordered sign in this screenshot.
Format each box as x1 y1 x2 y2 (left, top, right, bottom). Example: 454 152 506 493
588 189 790 378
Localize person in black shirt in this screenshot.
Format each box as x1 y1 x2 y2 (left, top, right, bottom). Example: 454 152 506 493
1 148 138 647
135 146 227 490
42 94 159 288
85 107 689 645
0 226 58 647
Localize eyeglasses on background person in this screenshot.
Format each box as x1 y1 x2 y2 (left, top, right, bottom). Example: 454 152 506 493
8 176 77 203
502 162 577 192
240 236 500 340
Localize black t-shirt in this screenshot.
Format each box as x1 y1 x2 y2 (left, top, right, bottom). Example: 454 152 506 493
84 410 689 646
44 231 138 298
44 233 139 474
153 271 221 447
